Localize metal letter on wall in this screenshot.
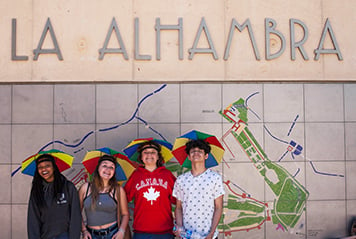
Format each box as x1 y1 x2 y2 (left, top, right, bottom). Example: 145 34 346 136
224 18 261 60
134 18 152 60
33 18 63 61
314 18 343 60
189 17 218 60
11 19 28 61
99 17 129 60
290 19 309 60
265 18 286 60
155 18 183 60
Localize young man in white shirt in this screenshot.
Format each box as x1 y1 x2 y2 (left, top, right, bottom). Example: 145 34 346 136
173 139 224 239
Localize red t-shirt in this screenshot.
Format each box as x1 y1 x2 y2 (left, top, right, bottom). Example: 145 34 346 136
124 166 176 234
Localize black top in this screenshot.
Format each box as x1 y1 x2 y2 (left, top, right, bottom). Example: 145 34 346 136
27 175 81 239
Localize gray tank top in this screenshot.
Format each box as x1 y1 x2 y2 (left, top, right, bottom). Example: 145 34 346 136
83 185 118 226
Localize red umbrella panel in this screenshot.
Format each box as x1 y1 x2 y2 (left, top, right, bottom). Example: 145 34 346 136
81 147 137 182
21 149 74 176
172 130 225 169
123 137 174 163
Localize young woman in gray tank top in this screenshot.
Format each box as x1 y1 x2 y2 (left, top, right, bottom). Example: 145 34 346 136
79 155 130 239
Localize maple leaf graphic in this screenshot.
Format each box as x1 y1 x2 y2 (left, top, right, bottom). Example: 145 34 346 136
143 187 160 205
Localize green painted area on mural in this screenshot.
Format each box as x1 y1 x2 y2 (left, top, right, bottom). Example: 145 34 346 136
227 198 265 213
219 97 309 232
228 216 265 228
219 110 234 124
218 214 229 230
233 98 248 123
244 127 268 159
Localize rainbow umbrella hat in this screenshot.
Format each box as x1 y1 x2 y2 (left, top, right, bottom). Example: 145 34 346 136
172 130 225 169
21 149 74 176
82 147 136 182
123 137 174 163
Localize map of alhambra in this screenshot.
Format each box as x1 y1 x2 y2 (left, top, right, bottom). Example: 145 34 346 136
218 98 309 235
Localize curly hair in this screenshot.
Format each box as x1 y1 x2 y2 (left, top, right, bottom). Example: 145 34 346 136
137 140 165 168
185 139 211 155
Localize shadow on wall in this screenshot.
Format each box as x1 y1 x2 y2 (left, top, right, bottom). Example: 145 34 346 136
334 218 356 239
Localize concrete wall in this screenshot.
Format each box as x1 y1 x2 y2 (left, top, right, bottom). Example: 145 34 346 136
1 83 356 239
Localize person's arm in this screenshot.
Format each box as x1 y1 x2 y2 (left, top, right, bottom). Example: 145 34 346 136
78 183 91 239
174 199 184 237
169 172 177 205
68 182 82 239
27 194 41 239
205 195 223 239
113 186 130 239
123 170 136 203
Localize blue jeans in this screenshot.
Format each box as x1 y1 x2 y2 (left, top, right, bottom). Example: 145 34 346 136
133 233 174 239
88 224 119 239
53 232 69 239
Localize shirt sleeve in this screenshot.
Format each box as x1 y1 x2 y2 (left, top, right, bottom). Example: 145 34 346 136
213 173 225 199
27 193 41 239
168 171 177 204
124 172 135 202
172 177 183 201
68 182 82 239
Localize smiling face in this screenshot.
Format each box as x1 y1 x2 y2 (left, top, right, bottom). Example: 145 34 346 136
98 160 116 180
141 147 159 169
37 161 55 182
188 147 209 163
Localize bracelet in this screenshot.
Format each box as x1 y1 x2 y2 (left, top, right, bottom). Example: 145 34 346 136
118 228 125 234
82 229 88 233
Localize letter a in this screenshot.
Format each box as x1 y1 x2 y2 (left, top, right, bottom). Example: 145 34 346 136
99 18 129 60
189 17 218 60
33 18 63 60
314 18 343 60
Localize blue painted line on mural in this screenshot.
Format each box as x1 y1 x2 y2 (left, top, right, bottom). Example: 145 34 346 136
291 151 296 160
74 147 84 154
264 125 289 145
135 116 168 141
230 181 251 198
309 161 344 177
11 84 168 177
38 131 95 152
245 92 259 106
245 92 261 120
278 150 289 162
293 168 300 177
232 92 344 179
287 115 299 136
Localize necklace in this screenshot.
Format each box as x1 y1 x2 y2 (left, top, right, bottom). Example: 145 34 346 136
98 186 110 205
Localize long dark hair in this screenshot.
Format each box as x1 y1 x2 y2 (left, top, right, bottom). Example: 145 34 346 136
90 155 118 209
30 154 63 208
137 140 164 167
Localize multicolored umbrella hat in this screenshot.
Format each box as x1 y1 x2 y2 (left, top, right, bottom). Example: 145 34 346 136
82 147 137 183
172 130 225 169
21 149 74 176
123 137 174 164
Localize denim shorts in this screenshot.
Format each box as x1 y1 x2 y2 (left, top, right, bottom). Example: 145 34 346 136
133 232 174 239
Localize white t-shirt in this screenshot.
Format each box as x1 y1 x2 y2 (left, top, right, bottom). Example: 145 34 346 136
173 169 225 239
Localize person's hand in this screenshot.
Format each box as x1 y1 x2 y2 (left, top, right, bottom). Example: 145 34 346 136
82 230 92 239
111 229 124 239
173 226 183 238
204 232 214 239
